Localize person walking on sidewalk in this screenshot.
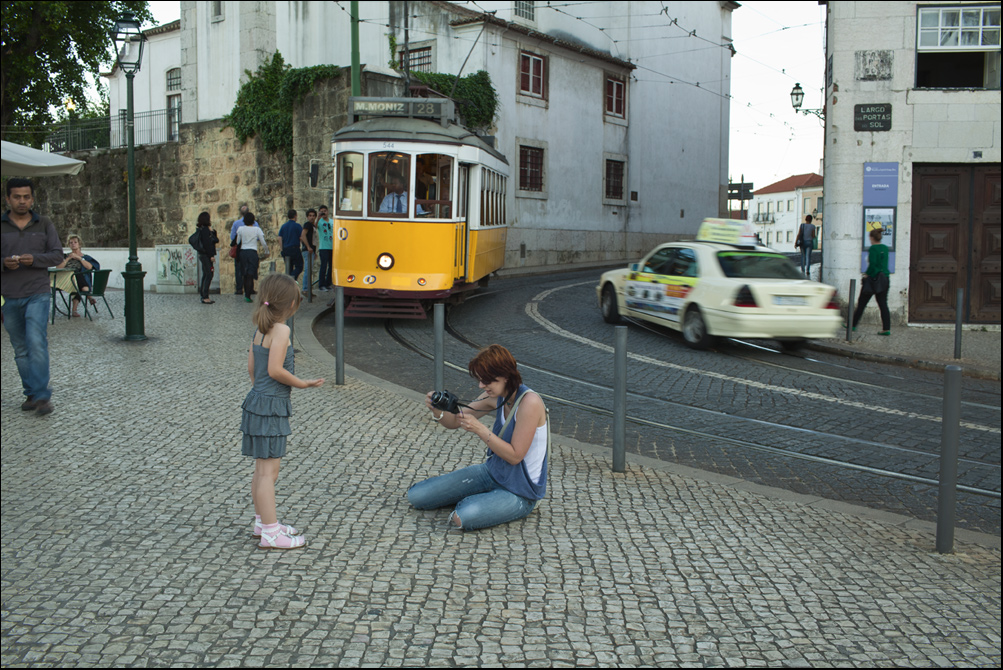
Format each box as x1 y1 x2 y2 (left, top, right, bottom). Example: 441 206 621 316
852 227 891 336
195 212 218 304
1 178 65 416
316 206 333 291
242 273 324 549
278 209 303 281
795 214 816 277
235 212 267 302
229 204 250 294
408 344 549 531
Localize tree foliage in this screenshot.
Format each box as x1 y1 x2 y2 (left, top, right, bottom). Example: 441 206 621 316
1 1 152 146
224 52 340 162
411 70 498 131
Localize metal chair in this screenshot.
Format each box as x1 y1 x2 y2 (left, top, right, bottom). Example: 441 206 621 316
76 269 114 320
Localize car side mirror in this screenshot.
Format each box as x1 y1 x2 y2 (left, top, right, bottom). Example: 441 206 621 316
630 263 640 272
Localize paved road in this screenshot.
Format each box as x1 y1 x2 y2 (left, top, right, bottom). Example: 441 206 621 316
316 270 1002 535
2 290 1000 667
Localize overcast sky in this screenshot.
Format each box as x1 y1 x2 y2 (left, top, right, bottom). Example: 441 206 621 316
145 0 826 197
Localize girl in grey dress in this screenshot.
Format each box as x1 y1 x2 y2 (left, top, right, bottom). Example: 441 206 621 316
242 273 324 549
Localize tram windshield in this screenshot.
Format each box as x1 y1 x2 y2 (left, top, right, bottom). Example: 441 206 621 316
369 152 412 217
415 154 453 218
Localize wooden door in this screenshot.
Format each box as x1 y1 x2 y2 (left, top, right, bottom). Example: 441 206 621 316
910 166 968 322
910 164 1001 324
970 167 1001 323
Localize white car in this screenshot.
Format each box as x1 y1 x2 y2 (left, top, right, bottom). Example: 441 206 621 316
596 236 841 350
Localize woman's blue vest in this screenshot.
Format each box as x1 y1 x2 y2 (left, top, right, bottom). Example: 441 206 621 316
485 385 547 500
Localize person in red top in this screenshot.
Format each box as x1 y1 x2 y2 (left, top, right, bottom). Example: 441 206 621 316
1 178 65 415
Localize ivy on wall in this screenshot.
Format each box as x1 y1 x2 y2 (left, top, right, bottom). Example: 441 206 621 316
224 52 340 162
410 70 498 131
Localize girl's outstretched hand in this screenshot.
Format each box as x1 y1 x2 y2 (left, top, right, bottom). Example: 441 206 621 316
303 378 325 388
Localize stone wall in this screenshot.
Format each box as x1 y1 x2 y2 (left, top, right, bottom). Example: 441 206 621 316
30 69 400 294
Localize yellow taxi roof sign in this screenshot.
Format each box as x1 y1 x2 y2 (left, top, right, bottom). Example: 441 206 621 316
696 218 758 246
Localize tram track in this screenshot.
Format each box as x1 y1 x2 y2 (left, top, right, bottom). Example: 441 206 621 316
385 318 1001 500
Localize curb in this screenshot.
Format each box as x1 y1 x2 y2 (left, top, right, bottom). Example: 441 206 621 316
806 341 1001 381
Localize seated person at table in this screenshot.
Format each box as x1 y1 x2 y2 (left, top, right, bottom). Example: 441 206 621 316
54 235 99 317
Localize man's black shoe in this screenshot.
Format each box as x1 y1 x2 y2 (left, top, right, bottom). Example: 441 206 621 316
35 400 53 416
21 397 38 411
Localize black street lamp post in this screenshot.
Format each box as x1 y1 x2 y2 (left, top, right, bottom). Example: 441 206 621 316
111 13 147 340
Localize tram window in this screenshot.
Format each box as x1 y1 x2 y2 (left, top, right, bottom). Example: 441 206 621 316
336 152 363 215
369 152 412 217
416 153 453 218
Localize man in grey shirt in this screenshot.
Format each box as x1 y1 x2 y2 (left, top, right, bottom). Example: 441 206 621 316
1 178 65 415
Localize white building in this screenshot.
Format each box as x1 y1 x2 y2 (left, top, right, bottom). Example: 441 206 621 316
103 20 182 148
749 172 824 252
105 1 738 267
822 1 1000 325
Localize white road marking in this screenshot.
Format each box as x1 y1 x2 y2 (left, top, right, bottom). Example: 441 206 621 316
526 282 1000 434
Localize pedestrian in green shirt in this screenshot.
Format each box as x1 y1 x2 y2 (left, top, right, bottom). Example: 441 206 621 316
852 228 891 335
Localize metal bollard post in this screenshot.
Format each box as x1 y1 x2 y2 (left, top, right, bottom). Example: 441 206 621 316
335 286 345 385
846 278 856 342
954 287 964 359
434 303 445 393
613 325 627 473
269 260 276 274
936 365 962 554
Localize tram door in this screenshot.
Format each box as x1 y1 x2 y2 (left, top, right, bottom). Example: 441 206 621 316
456 165 470 280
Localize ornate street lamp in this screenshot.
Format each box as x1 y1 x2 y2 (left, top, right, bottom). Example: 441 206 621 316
110 12 147 340
790 82 824 120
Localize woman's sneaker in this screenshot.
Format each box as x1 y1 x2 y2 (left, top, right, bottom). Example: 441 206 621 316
258 527 306 550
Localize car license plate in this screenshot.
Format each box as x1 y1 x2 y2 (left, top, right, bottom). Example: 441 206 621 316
773 296 806 306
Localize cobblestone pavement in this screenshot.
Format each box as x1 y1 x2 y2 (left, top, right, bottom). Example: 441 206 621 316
2 291 1000 667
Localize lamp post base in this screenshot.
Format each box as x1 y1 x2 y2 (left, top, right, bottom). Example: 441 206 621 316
123 264 147 341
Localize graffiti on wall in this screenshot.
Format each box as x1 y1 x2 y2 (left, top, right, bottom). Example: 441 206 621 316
156 245 197 286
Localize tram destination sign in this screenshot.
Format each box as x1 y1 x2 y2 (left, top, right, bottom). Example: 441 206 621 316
854 103 892 131
350 97 455 126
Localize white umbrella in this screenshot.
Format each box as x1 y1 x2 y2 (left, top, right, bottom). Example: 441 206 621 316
1 140 85 177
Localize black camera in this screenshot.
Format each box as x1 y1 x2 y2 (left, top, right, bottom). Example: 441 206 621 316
430 390 461 414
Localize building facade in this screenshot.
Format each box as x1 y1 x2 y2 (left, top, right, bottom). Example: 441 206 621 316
823 1 1000 325
749 173 824 252
104 1 738 269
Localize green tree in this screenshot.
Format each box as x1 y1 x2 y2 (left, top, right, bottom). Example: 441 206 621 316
1 1 152 146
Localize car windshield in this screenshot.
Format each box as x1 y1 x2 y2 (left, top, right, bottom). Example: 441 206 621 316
716 251 803 279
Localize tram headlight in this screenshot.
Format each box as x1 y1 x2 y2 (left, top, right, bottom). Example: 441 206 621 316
377 252 395 270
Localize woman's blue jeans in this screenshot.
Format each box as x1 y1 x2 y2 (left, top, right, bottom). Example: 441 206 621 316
2 293 52 401
407 463 537 531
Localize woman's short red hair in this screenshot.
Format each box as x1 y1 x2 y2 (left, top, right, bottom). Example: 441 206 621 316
468 344 522 399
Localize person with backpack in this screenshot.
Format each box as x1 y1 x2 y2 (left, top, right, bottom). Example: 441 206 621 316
190 211 219 304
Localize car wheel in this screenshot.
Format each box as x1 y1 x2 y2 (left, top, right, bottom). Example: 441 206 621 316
601 284 621 324
779 338 806 352
682 307 713 349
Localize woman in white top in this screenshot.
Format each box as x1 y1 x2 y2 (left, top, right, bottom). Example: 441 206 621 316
408 344 549 531
235 212 267 302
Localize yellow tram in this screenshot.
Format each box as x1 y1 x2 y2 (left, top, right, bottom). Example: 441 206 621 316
331 98 509 318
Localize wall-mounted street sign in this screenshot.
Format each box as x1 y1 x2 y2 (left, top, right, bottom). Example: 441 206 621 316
854 103 892 131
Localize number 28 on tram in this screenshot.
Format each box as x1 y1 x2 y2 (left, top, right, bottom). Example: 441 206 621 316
330 103 509 317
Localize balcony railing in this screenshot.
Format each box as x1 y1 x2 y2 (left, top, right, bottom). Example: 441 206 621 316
113 105 182 148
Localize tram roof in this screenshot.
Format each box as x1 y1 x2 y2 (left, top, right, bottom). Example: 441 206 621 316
333 117 507 164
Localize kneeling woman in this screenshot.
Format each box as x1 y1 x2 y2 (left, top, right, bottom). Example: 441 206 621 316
408 344 548 530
